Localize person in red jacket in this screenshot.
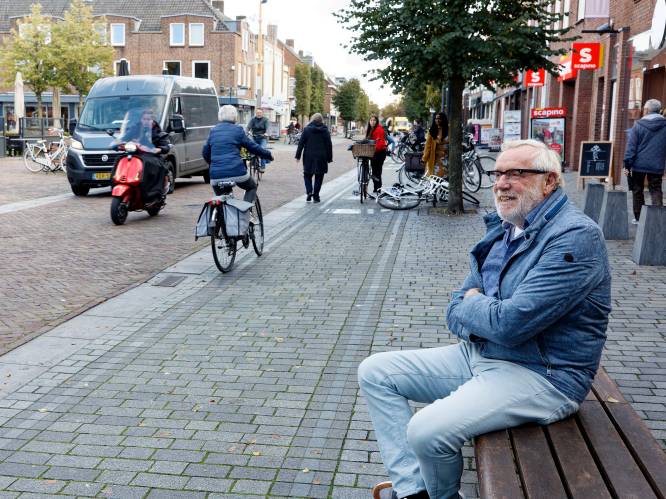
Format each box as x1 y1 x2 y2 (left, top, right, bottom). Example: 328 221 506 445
366 116 388 193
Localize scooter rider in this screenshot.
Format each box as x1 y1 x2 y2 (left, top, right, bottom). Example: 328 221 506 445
115 108 171 202
246 109 271 172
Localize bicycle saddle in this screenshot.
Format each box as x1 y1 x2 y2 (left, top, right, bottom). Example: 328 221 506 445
215 181 235 194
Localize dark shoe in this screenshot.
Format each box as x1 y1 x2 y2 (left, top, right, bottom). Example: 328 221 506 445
306 194 312 202
313 196 321 203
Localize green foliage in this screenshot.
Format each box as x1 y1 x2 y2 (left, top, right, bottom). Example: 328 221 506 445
333 78 360 124
356 90 370 122
0 4 57 118
337 0 574 213
310 66 326 114
294 64 311 118
52 0 114 108
381 99 405 120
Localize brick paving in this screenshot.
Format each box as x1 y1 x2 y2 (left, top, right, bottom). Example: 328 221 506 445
0 163 663 498
0 138 355 354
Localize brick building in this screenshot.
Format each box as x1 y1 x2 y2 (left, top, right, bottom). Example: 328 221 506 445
466 0 665 182
0 0 305 131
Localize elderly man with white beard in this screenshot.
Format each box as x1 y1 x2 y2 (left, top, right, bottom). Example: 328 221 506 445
360 139 612 499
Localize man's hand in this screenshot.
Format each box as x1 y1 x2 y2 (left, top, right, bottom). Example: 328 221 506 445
464 288 481 299
623 168 631 177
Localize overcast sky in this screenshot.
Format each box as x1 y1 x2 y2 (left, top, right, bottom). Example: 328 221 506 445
220 0 398 107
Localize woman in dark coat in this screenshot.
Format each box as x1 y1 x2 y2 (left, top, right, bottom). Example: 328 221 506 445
295 113 333 203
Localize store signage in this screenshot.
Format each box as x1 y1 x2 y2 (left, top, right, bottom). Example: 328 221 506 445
531 107 566 118
558 54 577 81
572 42 602 70
525 69 546 87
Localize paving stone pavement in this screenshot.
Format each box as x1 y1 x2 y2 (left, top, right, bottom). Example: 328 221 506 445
0 138 354 354
0 165 664 498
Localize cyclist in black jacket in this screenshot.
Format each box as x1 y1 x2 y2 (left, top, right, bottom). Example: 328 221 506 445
246 109 271 172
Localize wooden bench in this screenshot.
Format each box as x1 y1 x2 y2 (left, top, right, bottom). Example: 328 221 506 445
475 368 666 498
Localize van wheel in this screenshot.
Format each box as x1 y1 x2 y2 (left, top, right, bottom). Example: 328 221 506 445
167 165 175 194
202 170 210 184
71 184 89 197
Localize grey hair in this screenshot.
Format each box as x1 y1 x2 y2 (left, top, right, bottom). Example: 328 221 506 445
218 105 238 123
310 113 323 124
644 99 662 114
501 139 565 187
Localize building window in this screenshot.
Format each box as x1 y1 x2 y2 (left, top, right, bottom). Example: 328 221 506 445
577 0 586 21
164 61 181 75
189 23 204 46
562 0 570 28
192 61 210 79
114 59 131 75
237 63 243 86
94 23 107 44
110 23 125 46
170 23 185 46
242 29 249 52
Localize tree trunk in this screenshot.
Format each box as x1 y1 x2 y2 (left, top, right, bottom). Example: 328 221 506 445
78 92 84 118
36 93 43 119
447 75 465 215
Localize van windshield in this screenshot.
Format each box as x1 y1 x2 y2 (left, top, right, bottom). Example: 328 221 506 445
79 95 165 130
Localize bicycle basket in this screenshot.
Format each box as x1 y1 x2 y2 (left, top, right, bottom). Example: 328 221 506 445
404 152 425 173
351 143 375 159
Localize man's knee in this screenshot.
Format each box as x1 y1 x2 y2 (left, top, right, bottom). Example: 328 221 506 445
406 407 461 458
357 352 395 389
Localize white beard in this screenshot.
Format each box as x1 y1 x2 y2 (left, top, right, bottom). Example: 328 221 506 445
494 182 545 227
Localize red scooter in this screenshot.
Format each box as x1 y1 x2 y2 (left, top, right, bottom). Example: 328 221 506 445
110 140 170 225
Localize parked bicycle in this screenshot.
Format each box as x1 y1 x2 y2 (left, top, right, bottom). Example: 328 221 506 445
23 129 69 173
287 130 302 145
461 133 496 191
376 174 480 211
350 139 375 203
205 180 264 273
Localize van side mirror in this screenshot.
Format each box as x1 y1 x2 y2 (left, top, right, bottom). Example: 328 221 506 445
68 118 77 135
169 114 185 134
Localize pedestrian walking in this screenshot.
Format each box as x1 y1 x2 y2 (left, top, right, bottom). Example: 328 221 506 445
366 115 388 193
295 113 333 203
623 98 666 224
422 112 449 177
246 109 271 172
360 139 611 499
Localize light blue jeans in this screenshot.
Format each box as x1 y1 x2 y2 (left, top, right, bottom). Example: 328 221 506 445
256 137 271 169
358 341 579 499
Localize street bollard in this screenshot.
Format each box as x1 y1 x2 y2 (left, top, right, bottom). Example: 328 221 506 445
598 190 629 240
632 205 666 266
583 183 605 223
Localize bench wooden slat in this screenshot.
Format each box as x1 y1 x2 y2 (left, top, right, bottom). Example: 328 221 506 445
545 414 612 499
603 402 666 499
577 402 658 499
592 369 628 404
475 430 524 499
510 425 567 499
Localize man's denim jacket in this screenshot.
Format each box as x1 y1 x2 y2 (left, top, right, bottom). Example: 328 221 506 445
446 188 611 403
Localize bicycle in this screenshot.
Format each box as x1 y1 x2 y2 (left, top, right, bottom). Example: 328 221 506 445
376 174 480 211
350 140 375 203
208 181 264 273
246 153 262 183
460 133 496 191
23 129 69 173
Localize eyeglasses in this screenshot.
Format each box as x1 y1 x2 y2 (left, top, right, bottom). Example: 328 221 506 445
488 168 547 183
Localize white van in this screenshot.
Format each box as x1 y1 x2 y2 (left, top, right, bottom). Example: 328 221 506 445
66 75 219 196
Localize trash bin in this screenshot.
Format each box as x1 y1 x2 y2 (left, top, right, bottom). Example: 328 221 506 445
0 137 6 157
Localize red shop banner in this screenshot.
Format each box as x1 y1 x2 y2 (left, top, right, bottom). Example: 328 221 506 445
572 42 603 70
525 68 546 87
531 107 566 118
558 53 577 81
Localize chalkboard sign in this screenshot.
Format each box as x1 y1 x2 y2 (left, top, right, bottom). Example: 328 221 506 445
579 141 613 178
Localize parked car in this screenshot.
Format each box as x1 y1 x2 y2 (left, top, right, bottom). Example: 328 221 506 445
66 75 219 196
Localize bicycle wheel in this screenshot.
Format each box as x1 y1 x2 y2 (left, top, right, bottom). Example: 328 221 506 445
478 155 496 189
24 146 46 173
250 197 264 256
252 157 262 183
462 190 480 206
211 207 237 273
377 191 421 210
463 158 482 193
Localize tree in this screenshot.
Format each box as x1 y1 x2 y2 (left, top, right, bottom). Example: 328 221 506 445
310 66 326 114
356 90 370 122
338 0 571 214
0 4 57 119
294 64 311 123
52 0 114 110
333 78 361 131
382 99 405 120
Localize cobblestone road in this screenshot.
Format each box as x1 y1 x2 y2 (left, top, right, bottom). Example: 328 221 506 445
0 164 664 498
0 138 354 354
